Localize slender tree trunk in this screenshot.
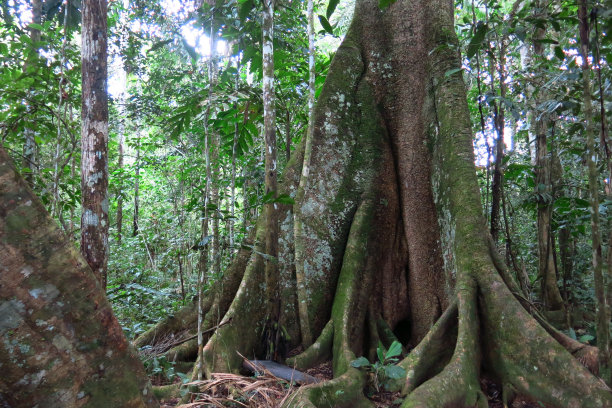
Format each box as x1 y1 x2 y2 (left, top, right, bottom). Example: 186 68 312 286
294 0 317 348
133 133 140 237
579 0 610 383
51 0 70 222
197 21 220 380
230 60 240 253
116 131 124 243
530 2 563 310
488 48 505 244
81 0 109 289
22 0 42 187
285 110 291 162
262 0 280 359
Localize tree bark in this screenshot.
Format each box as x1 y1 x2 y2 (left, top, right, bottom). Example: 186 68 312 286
262 0 281 359
81 0 109 289
530 1 564 311
579 0 610 383
22 0 42 188
133 133 140 237
0 147 158 408
116 130 124 243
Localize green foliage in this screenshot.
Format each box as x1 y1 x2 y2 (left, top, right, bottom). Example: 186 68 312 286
351 341 406 392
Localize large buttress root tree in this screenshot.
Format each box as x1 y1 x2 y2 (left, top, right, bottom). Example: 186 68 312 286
139 0 612 407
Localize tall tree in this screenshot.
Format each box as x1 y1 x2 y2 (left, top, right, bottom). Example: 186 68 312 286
262 0 280 359
142 1 609 407
529 1 564 311
22 0 42 187
579 0 610 383
80 0 109 288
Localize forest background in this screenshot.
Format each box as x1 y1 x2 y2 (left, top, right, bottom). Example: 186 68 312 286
1 0 611 403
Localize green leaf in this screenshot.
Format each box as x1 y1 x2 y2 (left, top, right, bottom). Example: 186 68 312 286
327 0 340 19
376 343 385 363
568 327 577 340
28 23 45 31
444 68 463 78
378 0 397 9
385 341 403 359
318 15 334 35
350 357 371 368
274 194 295 205
239 0 254 21
554 46 565 61
467 22 488 59
384 365 406 380
579 334 595 343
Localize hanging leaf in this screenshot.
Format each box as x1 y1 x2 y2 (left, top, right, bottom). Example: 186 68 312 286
444 68 463 78
239 0 254 22
318 15 334 36
554 46 565 61
327 0 340 19
466 22 488 59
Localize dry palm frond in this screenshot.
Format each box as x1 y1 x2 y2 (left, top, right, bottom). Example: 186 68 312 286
177 370 297 408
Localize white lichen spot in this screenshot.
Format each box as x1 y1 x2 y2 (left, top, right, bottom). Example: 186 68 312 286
82 209 99 226
20 266 33 277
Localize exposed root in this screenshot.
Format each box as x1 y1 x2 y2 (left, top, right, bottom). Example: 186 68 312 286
489 224 601 375
134 301 199 349
398 301 457 394
153 383 181 401
402 281 485 408
287 320 333 371
477 266 612 408
282 369 372 408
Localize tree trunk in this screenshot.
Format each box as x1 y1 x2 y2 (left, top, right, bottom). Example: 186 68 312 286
116 130 124 243
22 0 42 187
133 133 140 237
262 0 281 360
0 147 157 408
579 0 611 384
81 0 109 289
531 2 564 311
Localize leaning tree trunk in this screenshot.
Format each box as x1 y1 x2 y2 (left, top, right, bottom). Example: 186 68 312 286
138 1 612 406
0 147 157 408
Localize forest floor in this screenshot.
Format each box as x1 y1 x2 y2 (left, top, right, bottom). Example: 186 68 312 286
156 361 550 407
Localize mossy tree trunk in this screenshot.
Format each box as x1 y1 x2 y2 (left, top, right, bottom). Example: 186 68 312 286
140 0 610 406
0 147 157 408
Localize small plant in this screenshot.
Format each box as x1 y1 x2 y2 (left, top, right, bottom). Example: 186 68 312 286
143 355 178 384
350 340 406 392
